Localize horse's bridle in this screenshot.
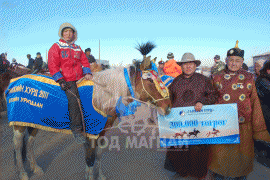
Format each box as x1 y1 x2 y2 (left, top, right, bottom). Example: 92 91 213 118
139 71 170 104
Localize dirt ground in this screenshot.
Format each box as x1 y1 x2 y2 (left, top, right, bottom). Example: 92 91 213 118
1 106 270 180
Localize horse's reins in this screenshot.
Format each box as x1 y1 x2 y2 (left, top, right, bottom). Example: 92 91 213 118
64 77 90 138
67 88 87 137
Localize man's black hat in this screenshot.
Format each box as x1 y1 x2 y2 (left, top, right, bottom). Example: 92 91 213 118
85 48 91 52
37 52 41 55
227 40 244 58
214 55 220 60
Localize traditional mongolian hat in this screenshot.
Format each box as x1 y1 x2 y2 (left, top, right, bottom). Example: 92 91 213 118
37 52 41 55
177 52 201 67
227 40 244 58
158 60 164 64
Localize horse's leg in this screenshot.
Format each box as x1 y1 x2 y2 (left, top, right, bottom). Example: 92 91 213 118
27 127 44 175
148 106 157 124
84 137 96 180
94 136 106 180
92 116 116 180
13 125 29 180
0 93 4 112
102 116 116 131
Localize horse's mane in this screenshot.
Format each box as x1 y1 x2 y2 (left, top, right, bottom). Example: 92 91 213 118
92 65 135 116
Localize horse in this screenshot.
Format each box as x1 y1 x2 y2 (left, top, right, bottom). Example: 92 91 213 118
206 128 220 137
8 56 172 180
187 129 200 138
173 129 187 139
0 65 32 112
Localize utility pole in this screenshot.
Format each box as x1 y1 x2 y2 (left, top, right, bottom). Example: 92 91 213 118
46 50 48 63
99 39 100 62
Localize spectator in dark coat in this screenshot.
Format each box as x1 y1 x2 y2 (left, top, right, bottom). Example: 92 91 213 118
255 60 270 158
256 60 270 133
27 54 35 70
33 52 43 74
11 58 18 68
0 53 10 73
158 60 165 76
85 48 96 64
254 59 266 80
0 53 5 73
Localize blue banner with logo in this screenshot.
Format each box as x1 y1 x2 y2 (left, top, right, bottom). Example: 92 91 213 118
157 104 240 147
5 74 107 138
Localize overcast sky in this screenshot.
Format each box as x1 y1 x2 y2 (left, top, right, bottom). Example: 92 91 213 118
1 0 269 67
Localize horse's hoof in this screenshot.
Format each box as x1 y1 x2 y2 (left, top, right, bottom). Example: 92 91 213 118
86 174 94 180
19 171 29 180
33 165 44 175
98 173 106 180
85 166 94 180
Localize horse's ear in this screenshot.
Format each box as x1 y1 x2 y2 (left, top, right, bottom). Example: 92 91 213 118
129 66 136 78
152 57 157 63
140 56 151 70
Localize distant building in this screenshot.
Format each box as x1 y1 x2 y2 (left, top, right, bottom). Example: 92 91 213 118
96 59 110 66
196 66 211 77
253 52 270 65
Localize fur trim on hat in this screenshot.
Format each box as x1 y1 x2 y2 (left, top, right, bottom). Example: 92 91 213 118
58 22 78 44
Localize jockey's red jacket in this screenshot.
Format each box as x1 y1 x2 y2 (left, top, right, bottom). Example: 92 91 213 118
48 39 91 82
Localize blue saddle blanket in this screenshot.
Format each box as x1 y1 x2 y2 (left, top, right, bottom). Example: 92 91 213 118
5 74 107 136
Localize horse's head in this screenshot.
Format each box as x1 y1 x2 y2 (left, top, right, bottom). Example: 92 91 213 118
90 63 103 73
0 65 32 96
131 57 172 115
